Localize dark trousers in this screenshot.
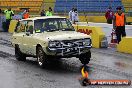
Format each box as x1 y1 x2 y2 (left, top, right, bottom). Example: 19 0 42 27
107 19 112 24
5 19 11 32
116 26 126 43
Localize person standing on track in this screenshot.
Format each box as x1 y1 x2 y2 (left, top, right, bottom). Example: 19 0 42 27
19 9 26 19
72 8 79 24
23 9 30 19
46 7 53 16
69 8 74 21
113 6 126 43
4 7 14 32
105 7 114 24
40 9 46 16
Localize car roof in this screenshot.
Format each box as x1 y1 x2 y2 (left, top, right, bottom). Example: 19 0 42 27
20 16 66 21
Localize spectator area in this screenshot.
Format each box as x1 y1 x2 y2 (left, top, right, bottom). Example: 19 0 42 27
54 0 124 13
0 0 43 13
42 0 56 11
0 0 131 16
122 0 132 13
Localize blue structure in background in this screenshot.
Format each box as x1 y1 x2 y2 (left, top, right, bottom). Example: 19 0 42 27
54 0 124 13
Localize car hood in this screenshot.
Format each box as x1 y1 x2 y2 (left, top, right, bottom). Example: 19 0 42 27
34 31 91 41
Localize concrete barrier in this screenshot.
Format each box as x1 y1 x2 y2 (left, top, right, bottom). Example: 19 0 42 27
73 25 105 48
117 37 132 54
65 16 132 23
65 16 106 23
8 20 18 33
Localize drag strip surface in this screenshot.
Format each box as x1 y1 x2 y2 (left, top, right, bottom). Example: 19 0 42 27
0 34 132 88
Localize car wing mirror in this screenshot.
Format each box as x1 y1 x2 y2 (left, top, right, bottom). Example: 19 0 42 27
26 32 30 36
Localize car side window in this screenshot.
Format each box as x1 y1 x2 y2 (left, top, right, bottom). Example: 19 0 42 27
43 21 58 31
49 21 58 29
34 21 43 33
26 21 33 34
59 19 71 29
15 21 26 33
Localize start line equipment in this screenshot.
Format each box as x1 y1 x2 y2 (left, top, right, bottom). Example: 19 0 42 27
109 29 118 47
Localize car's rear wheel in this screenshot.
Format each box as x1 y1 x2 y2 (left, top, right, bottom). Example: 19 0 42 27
15 45 26 61
37 47 48 68
79 50 91 65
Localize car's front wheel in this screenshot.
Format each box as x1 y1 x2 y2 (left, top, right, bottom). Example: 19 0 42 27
37 47 48 68
15 45 26 61
79 50 91 65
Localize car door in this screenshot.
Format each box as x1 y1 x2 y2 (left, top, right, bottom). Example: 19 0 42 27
13 21 27 53
22 20 35 55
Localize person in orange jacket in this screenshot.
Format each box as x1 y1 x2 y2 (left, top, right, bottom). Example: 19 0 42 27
113 6 126 43
23 9 30 19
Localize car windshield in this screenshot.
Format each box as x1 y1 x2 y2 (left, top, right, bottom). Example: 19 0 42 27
34 18 75 33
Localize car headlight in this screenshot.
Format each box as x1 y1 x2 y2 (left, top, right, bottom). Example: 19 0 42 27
83 39 91 46
49 41 61 48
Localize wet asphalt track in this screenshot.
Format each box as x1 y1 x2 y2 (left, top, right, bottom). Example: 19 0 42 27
0 28 132 88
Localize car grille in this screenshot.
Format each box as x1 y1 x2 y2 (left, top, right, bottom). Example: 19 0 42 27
48 39 91 56
61 39 83 48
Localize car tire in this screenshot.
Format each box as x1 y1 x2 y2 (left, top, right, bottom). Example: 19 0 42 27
15 45 26 61
79 50 91 65
37 47 48 68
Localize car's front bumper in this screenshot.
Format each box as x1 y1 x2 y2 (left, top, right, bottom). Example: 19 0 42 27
47 46 91 57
